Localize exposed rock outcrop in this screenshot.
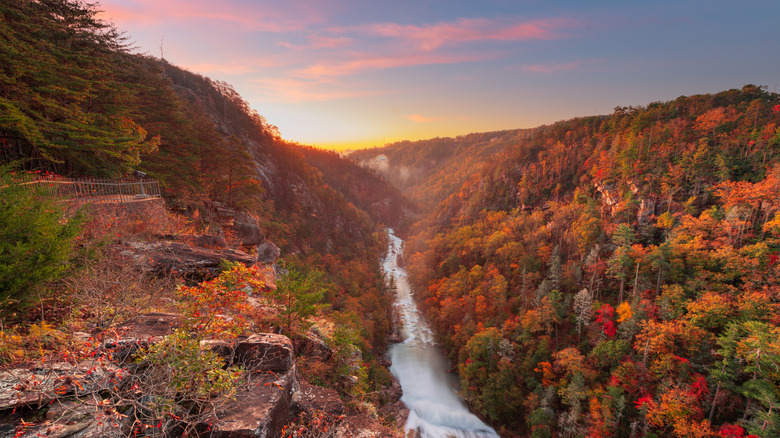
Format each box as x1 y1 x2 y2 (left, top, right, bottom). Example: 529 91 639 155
208 203 280 262
291 382 344 419
231 211 266 247
0 360 125 412
232 334 295 372
3 400 123 438
293 331 333 361
156 234 229 249
119 240 256 278
594 181 620 215
209 367 298 438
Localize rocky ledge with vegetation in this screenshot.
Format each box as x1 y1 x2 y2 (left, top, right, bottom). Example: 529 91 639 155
0 187 405 438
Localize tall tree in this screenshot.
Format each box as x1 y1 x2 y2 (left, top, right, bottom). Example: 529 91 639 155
607 224 636 303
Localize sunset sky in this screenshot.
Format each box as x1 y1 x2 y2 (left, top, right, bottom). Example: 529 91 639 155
97 0 780 150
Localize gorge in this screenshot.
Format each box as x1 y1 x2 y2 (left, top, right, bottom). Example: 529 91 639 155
384 230 499 438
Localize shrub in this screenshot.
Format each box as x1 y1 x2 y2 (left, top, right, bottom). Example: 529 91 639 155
0 168 84 310
176 263 268 338
129 330 243 436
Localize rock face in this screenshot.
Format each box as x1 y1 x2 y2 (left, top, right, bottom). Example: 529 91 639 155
293 332 333 361
594 181 620 215
207 334 299 438
208 367 298 438
208 202 279 261
291 382 344 419
232 334 295 372
119 240 256 277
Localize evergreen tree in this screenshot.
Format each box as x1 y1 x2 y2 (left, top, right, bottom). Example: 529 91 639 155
269 262 326 335
0 167 83 308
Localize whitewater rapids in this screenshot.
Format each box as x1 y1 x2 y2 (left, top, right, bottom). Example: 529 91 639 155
383 229 500 438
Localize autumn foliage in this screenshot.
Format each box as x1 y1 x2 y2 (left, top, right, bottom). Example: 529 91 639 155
401 86 780 436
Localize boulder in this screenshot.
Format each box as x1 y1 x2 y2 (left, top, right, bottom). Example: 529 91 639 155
209 367 298 438
200 339 236 359
233 334 294 372
256 241 281 264
290 382 344 419
293 332 332 361
232 211 266 247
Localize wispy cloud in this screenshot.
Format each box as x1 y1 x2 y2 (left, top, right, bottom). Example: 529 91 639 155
182 58 287 75
295 52 499 78
252 77 390 102
349 16 580 51
276 34 353 50
406 114 444 123
282 15 581 80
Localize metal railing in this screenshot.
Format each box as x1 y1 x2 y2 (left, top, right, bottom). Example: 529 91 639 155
16 175 161 203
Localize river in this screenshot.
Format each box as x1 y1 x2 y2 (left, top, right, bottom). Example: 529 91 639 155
383 229 500 438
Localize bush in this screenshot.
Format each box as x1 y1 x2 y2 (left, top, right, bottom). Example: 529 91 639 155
0 169 84 309
129 330 243 436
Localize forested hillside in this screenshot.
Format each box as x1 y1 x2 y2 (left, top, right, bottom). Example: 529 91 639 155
0 1 406 434
398 86 780 437
297 146 418 229
350 129 535 209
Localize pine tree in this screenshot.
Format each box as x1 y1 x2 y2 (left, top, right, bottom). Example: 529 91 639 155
0 167 83 308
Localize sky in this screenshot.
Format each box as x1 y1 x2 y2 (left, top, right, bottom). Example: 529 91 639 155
97 0 780 151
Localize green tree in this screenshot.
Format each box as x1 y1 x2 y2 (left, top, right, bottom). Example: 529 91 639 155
0 0 158 176
717 321 780 436
459 327 523 425
269 262 326 335
0 168 83 308
607 223 636 303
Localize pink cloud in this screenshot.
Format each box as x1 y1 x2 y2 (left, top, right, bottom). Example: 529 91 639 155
276 34 353 50
252 77 390 102
351 16 579 51
294 52 499 78
406 114 444 123
180 58 286 76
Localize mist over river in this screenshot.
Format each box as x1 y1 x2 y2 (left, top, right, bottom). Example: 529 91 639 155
383 230 499 438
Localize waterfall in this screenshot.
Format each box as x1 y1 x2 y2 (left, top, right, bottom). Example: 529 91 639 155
383 229 500 438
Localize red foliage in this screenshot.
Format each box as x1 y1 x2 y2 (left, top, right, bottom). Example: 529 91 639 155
688 374 709 402
635 395 653 410
719 424 747 437
595 304 616 338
